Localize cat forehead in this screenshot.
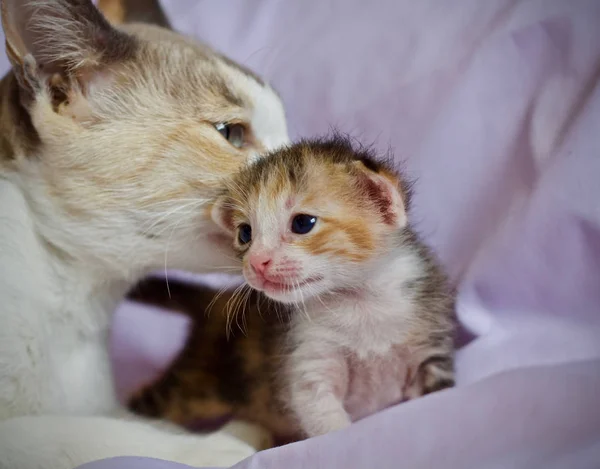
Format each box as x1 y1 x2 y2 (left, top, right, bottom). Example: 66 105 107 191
119 27 248 105
121 25 287 149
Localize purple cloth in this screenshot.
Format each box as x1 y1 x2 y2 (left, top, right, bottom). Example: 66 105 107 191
1 0 596 467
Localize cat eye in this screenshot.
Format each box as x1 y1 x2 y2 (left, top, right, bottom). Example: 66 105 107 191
238 223 252 245
291 214 317 235
215 122 245 149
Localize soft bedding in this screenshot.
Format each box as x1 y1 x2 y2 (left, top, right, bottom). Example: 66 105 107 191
2 0 598 467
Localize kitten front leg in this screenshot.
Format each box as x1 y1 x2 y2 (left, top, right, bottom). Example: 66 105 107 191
288 350 351 438
293 388 351 437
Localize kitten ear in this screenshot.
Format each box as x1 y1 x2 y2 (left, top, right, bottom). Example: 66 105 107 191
1 0 137 102
354 161 408 229
210 195 236 236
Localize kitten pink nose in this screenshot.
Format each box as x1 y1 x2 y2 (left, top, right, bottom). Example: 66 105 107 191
250 253 272 275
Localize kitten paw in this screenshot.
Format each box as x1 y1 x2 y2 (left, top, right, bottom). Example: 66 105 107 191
303 411 351 438
405 355 454 399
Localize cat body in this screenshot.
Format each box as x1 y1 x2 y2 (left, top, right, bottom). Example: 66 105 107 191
129 137 456 441
0 0 287 467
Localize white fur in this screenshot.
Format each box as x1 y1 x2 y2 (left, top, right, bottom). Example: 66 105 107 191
285 252 425 436
0 176 269 468
0 45 288 469
217 61 289 156
0 416 264 469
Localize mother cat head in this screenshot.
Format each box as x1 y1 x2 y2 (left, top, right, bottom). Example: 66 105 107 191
0 0 288 278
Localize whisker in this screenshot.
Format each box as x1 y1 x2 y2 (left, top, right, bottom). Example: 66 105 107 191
239 285 253 335
205 283 235 317
255 289 265 321
141 199 208 237
295 278 311 323
163 217 185 299
225 282 248 339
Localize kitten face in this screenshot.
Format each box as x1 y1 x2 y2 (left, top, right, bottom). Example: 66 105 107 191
212 139 409 304
0 0 288 276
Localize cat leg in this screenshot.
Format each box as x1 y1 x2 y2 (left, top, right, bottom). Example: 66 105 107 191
128 369 274 451
128 368 234 425
0 414 256 469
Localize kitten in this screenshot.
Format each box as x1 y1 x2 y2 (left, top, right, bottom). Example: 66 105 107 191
128 136 456 441
0 0 287 467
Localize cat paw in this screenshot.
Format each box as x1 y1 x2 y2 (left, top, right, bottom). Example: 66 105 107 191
177 431 257 466
221 420 274 451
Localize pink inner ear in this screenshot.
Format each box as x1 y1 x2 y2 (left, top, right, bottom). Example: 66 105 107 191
360 174 399 226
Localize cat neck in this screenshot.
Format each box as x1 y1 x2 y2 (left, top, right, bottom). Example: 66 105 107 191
0 174 132 332
0 175 129 414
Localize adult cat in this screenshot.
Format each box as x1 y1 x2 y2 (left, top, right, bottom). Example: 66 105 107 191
0 0 288 468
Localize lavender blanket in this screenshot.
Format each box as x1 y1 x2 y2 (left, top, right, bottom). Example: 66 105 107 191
3 0 598 467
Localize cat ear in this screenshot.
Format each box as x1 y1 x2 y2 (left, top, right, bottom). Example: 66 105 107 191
1 0 137 103
354 161 408 229
210 195 236 236
97 0 171 29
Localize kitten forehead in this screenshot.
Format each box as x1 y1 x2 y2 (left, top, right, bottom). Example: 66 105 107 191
225 136 410 213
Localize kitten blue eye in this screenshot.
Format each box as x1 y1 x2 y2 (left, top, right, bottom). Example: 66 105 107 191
291 214 317 234
238 223 252 245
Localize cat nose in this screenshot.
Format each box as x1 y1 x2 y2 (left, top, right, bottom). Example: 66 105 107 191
250 253 272 275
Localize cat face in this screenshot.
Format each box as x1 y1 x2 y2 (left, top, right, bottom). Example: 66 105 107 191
0 0 288 277
212 138 409 304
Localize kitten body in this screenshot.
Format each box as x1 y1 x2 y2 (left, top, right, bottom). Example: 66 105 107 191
283 231 454 436
129 137 456 440
0 0 287 467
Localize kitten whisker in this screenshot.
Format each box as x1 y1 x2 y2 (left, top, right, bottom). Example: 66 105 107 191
205 282 236 317
239 285 253 335
225 282 248 339
294 279 311 324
